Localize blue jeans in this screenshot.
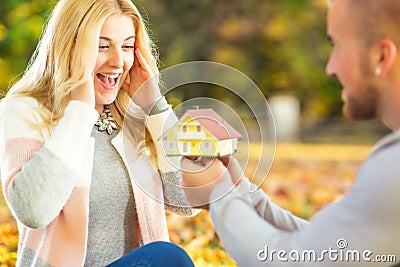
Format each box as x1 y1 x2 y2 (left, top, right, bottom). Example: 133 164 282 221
106 241 195 267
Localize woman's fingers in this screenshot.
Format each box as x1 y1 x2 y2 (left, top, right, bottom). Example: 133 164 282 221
70 75 95 107
134 49 149 70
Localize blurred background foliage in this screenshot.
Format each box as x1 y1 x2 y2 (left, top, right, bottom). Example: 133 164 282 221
139 0 340 125
1 0 339 125
0 0 54 94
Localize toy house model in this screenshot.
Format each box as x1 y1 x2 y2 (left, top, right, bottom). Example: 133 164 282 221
163 108 242 157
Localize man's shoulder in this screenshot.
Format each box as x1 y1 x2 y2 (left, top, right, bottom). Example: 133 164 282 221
370 131 400 157
358 131 400 184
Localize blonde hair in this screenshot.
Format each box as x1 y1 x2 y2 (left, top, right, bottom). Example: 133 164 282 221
8 0 158 122
8 0 159 160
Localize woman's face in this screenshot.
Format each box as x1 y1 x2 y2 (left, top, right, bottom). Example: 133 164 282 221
93 14 135 112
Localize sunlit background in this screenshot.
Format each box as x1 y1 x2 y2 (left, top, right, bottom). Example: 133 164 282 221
0 0 390 266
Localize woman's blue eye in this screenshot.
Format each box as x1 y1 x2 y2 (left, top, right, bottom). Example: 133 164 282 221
99 45 109 50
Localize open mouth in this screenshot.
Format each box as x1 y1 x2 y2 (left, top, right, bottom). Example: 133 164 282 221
96 73 121 89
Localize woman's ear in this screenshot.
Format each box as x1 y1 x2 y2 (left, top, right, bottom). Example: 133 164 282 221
375 39 397 77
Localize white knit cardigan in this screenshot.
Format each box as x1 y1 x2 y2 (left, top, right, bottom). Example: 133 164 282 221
0 96 190 267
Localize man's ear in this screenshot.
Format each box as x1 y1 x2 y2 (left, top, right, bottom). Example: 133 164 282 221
375 39 397 77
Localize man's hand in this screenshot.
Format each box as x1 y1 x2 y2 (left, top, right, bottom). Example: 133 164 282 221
181 157 233 209
218 156 246 186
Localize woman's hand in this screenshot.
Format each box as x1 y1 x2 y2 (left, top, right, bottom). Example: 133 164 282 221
70 75 95 108
70 44 97 108
122 47 161 108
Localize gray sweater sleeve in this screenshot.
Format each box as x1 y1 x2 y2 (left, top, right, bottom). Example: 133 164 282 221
143 97 199 216
3 99 98 229
141 96 169 116
10 148 76 229
161 171 200 216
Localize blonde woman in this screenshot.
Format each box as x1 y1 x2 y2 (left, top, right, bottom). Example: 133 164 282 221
0 0 196 266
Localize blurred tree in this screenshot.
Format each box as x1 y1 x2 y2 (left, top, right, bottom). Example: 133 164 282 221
0 0 55 95
138 0 341 124
1 0 341 123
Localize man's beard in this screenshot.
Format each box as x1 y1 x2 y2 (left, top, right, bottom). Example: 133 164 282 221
343 84 378 121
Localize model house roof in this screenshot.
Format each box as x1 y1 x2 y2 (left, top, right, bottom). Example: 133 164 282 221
183 108 242 140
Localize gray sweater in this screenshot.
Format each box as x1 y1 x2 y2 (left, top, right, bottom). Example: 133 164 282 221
84 127 139 266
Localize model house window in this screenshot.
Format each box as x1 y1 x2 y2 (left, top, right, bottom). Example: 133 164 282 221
183 125 187 132
183 142 188 153
196 125 201 132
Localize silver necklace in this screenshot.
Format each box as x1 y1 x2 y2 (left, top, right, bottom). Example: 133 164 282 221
95 106 118 135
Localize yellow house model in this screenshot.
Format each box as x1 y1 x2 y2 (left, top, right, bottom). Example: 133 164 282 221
163 108 242 157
